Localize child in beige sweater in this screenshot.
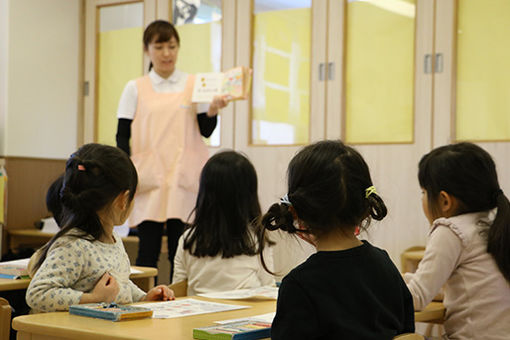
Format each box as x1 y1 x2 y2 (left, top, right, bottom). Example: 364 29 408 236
405 142 510 339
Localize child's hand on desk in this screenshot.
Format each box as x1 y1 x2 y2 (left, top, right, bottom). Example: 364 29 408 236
142 285 175 301
81 272 120 304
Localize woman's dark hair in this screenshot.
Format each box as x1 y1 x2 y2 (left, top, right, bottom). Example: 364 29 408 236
34 143 138 272
46 174 64 226
143 20 180 71
418 142 510 283
261 140 387 236
183 151 267 258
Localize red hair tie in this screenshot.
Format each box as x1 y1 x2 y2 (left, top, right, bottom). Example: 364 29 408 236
77 164 86 171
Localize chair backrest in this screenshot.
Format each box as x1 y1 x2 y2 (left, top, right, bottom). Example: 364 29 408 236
393 333 425 340
168 279 188 298
0 297 12 340
401 245 426 273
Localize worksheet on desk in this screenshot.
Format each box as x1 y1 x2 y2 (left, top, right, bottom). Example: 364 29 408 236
141 298 250 319
197 286 278 300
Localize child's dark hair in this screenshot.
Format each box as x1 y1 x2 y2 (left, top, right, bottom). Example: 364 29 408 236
183 151 267 258
46 174 64 226
34 143 138 271
418 142 510 282
261 140 387 236
143 20 180 71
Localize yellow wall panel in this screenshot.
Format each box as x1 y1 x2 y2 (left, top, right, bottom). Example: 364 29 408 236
176 21 221 74
97 27 143 146
346 1 415 144
456 0 510 141
252 8 310 145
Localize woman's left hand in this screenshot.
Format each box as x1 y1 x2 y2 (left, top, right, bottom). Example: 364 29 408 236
207 95 231 117
142 285 175 301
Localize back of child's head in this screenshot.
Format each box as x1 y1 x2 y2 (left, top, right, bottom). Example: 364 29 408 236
184 150 262 258
59 143 137 236
34 143 137 271
261 140 387 236
418 142 510 282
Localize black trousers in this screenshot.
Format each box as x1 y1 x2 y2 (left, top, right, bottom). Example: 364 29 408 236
135 219 185 283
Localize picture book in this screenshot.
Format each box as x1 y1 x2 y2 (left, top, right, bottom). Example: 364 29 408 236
193 320 271 340
69 303 153 321
192 66 252 103
0 258 30 279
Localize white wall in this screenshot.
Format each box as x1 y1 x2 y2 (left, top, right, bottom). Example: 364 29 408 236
4 0 80 159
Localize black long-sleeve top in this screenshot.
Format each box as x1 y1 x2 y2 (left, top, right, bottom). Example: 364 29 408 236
271 241 415 340
116 113 217 155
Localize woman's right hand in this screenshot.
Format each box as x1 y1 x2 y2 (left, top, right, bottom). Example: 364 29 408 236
80 272 120 304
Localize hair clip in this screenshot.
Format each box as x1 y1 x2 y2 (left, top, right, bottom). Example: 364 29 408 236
365 185 377 198
77 164 86 171
280 194 292 206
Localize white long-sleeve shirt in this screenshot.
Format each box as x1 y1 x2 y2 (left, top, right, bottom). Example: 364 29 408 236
26 229 145 313
173 229 275 296
404 210 510 340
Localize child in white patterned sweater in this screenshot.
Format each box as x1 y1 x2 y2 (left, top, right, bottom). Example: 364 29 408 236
26 143 174 313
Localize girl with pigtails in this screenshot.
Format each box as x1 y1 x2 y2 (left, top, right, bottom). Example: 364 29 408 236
260 140 414 340
26 144 174 313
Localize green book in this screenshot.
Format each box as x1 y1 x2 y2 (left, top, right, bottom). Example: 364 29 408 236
193 320 271 340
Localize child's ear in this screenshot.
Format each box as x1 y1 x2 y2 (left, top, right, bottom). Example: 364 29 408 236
438 190 460 217
121 190 131 210
114 190 131 210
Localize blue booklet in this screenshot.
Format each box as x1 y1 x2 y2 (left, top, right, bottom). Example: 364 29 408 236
69 303 153 321
193 320 271 340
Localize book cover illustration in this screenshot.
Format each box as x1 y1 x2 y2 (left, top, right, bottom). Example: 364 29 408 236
192 66 252 103
0 258 30 279
69 303 153 321
193 320 271 340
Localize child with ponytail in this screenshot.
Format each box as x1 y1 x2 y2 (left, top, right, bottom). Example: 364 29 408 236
26 144 174 313
260 140 414 340
405 142 510 339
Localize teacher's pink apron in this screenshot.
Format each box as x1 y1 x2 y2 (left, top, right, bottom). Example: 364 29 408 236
127 74 209 227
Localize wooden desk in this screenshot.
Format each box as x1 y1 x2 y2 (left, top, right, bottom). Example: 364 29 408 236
0 266 157 292
128 266 157 291
414 302 445 323
13 297 276 340
7 229 138 252
12 298 445 340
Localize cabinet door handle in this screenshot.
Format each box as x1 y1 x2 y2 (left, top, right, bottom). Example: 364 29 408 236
319 63 325 81
83 81 90 96
424 54 432 74
327 62 335 80
435 53 443 73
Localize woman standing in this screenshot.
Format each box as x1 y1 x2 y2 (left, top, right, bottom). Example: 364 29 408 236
116 20 229 282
